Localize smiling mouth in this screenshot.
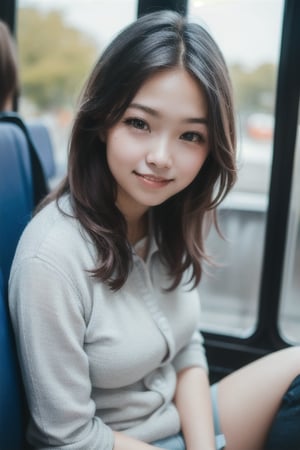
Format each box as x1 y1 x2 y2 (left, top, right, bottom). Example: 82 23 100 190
133 172 173 185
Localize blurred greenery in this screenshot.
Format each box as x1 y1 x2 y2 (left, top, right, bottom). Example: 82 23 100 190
18 8 98 110
230 63 277 114
17 7 276 116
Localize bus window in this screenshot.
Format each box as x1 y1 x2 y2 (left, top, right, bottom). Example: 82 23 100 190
17 0 137 185
187 0 285 336
279 115 300 343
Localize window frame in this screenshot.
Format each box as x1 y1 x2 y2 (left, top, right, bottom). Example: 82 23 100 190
203 0 300 381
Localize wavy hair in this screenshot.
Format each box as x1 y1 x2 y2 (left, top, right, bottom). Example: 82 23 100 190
45 10 237 290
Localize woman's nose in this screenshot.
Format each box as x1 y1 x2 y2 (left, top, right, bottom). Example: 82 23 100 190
146 136 172 168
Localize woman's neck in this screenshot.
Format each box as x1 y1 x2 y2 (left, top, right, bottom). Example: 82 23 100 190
127 212 148 245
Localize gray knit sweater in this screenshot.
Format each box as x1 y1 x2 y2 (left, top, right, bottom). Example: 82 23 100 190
9 196 208 449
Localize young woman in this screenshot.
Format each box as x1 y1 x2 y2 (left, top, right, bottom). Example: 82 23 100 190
9 10 300 450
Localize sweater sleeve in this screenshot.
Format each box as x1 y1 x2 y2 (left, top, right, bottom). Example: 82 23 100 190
172 327 208 374
9 256 114 450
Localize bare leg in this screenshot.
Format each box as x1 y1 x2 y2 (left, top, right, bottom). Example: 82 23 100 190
216 346 300 450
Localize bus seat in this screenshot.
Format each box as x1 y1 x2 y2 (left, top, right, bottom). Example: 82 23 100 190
27 121 56 181
0 121 33 448
0 122 34 285
0 268 27 450
0 112 49 205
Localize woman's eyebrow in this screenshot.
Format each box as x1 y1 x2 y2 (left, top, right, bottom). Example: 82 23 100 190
129 102 208 124
129 102 159 117
184 117 208 125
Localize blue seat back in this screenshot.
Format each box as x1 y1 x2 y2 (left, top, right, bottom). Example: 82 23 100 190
0 268 27 449
27 121 56 180
0 121 35 448
0 122 33 285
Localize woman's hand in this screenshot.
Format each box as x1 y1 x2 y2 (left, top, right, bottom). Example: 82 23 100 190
113 431 163 450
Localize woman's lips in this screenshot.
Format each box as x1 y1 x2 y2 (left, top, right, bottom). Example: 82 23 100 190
134 171 173 187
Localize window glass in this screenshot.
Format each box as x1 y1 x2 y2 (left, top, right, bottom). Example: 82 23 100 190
17 0 137 186
187 0 285 336
279 113 300 343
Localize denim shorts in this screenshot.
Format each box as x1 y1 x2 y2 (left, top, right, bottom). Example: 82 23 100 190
151 383 226 450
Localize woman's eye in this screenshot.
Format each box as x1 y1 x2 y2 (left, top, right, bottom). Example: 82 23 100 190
124 118 149 131
181 131 206 144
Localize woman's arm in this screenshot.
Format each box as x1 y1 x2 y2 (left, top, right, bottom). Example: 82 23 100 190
9 258 114 449
174 366 215 450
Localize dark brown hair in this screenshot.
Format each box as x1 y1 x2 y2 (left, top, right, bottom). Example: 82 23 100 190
45 10 237 291
0 21 19 110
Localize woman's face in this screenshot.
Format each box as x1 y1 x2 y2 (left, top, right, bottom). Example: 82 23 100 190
105 68 210 220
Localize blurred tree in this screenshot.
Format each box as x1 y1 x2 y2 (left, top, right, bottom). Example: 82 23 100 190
18 8 98 110
230 63 276 114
